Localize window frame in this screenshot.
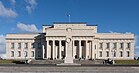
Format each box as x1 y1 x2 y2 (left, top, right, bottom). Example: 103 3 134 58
106 43 110 49
106 51 109 57
24 43 28 49
99 51 102 57
18 51 21 57
119 43 123 49
11 43 14 49
99 43 103 49
18 43 21 49
31 51 34 57
11 51 14 57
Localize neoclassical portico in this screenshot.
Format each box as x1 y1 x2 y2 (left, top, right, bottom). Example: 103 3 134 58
45 38 95 60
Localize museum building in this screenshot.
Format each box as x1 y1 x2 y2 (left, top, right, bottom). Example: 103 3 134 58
6 22 135 60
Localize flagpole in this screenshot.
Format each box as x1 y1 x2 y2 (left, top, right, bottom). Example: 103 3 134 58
68 14 70 23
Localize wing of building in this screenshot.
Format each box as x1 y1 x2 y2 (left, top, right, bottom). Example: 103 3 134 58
6 22 135 60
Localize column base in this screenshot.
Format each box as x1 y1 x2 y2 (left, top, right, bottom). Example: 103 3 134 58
64 57 73 63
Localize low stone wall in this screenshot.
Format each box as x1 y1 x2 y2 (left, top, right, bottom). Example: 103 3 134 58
0 65 139 73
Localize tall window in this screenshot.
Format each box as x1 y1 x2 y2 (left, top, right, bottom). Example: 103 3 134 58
127 51 130 57
99 43 103 49
99 51 102 57
11 51 14 57
31 43 34 49
24 51 28 57
106 51 109 57
113 43 117 49
11 43 14 49
114 51 116 57
18 43 21 49
18 51 21 57
95 45 96 49
119 43 123 49
127 43 131 49
31 51 34 57
24 43 28 49
120 51 123 57
106 43 110 49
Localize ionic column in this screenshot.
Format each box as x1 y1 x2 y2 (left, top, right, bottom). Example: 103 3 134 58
55 45 57 59
72 40 75 58
59 40 62 59
46 40 50 59
85 40 89 59
42 45 45 59
91 41 94 59
52 40 55 59
79 40 82 58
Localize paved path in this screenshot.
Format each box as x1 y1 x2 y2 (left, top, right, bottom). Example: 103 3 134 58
0 64 139 73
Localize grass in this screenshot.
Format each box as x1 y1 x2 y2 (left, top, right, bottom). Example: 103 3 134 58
1 59 139 64
0 60 25 64
0 60 13 64
115 60 139 64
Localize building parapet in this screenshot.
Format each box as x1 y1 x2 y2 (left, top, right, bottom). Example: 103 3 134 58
6 33 40 39
97 33 134 39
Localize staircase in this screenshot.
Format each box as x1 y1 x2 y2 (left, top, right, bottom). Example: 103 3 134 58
29 59 104 64
74 59 104 64
29 59 64 64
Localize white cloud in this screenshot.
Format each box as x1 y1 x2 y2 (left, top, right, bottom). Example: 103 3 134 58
0 1 17 18
0 35 6 59
17 22 40 33
10 0 16 6
25 0 37 14
135 46 139 49
0 35 5 45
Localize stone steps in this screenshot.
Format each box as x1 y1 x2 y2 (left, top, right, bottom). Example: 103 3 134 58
74 59 104 64
29 59 104 64
29 59 64 64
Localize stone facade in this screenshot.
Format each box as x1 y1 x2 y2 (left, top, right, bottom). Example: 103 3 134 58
6 22 135 60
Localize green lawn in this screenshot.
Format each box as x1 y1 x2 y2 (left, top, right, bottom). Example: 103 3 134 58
0 60 25 64
0 60 13 64
115 60 139 64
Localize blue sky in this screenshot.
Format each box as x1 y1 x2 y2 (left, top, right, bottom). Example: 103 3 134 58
0 0 139 58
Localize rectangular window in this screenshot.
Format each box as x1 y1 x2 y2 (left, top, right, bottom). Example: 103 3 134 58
11 51 14 57
106 51 109 57
95 45 96 49
31 43 34 49
106 43 110 49
119 43 123 49
120 51 123 57
127 43 131 49
11 43 14 49
127 51 130 57
99 43 103 49
18 43 21 49
18 51 21 57
31 51 34 57
24 43 28 49
24 51 28 57
114 51 116 57
99 51 102 57
113 43 117 49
